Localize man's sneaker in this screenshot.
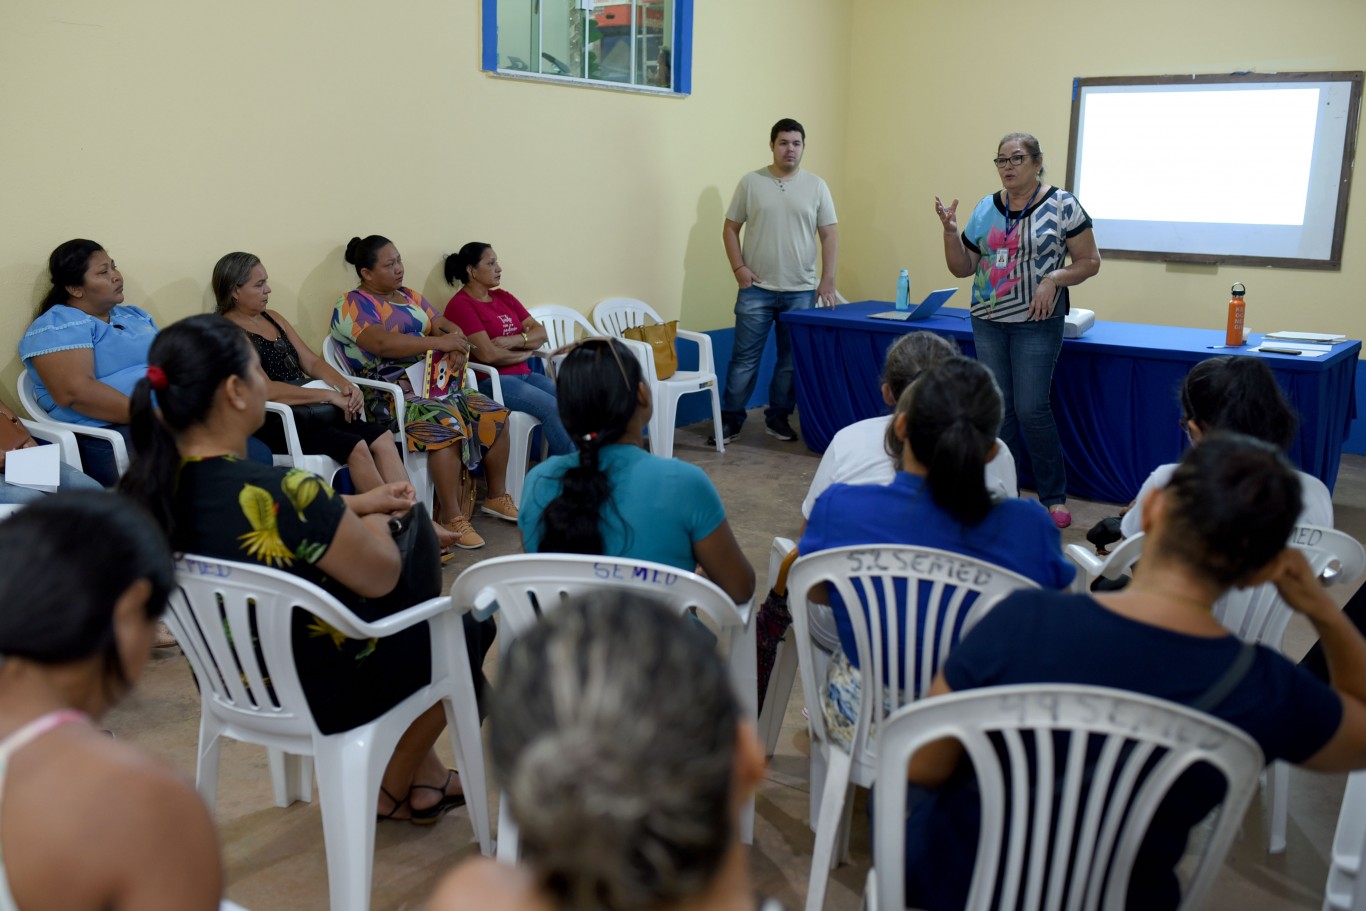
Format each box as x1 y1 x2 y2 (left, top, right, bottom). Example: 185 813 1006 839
764 415 798 442
708 417 744 446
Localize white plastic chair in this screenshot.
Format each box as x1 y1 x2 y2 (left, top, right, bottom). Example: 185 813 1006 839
1214 525 1365 854
1324 769 1366 911
1063 532 1145 593
466 361 541 507
528 304 599 379
17 369 130 478
787 545 1038 911
865 684 1264 911
449 553 755 861
591 297 724 459
261 402 343 484
168 554 492 911
322 336 433 507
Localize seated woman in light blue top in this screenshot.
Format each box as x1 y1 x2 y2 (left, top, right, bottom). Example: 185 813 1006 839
18 239 157 485
518 338 755 605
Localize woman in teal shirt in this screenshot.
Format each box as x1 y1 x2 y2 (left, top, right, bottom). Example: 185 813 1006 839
518 338 754 604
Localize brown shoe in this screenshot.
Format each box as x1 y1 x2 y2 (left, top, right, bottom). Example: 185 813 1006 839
443 516 485 550
481 493 518 522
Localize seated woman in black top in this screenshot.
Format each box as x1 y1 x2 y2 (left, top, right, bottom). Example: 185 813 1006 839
120 315 486 823
214 252 459 551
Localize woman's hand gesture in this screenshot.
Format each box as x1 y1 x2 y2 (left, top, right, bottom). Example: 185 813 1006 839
934 196 960 235
1267 548 1338 623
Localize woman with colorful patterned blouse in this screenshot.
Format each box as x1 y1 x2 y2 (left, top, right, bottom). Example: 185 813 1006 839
120 315 480 823
331 235 513 551
935 132 1101 530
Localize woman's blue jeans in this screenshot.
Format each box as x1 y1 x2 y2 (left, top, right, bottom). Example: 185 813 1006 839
477 372 574 455
971 315 1067 505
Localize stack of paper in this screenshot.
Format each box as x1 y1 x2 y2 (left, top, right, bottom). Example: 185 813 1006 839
5 444 59 492
1265 331 1347 344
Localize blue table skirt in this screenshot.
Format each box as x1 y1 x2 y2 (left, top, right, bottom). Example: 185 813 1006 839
783 301 1359 504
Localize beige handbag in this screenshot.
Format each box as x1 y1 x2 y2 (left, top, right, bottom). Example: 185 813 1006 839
622 320 679 379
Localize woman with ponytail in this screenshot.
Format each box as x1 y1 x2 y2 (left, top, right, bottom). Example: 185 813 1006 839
799 356 1073 747
1119 355 1331 537
120 315 485 824
517 338 754 604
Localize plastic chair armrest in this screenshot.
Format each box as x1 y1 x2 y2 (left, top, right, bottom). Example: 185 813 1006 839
20 420 81 468
263 402 305 458
1064 543 1103 591
317 595 458 640
467 362 504 401
56 423 131 475
675 328 717 374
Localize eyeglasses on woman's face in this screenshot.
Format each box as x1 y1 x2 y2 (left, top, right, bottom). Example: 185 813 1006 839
992 152 1034 169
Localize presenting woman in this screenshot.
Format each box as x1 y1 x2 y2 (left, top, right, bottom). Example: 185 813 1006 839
19 239 158 486
936 132 1101 529
443 242 573 455
0 493 223 909
120 315 485 822
519 338 754 605
331 235 514 551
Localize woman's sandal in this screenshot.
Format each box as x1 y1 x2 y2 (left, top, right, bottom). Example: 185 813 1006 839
408 768 466 826
378 786 410 822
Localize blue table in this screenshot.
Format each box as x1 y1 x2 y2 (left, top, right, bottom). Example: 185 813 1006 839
782 301 1360 504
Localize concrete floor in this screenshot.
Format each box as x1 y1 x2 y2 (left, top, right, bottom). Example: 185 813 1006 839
107 410 1366 910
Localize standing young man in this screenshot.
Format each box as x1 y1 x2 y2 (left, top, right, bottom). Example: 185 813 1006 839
717 117 838 444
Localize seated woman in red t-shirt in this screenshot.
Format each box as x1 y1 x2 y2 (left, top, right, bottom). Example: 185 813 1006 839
443 244 573 455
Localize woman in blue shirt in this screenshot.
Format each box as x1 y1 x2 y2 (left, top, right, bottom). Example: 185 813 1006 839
19 239 157 484
800 357 1073 746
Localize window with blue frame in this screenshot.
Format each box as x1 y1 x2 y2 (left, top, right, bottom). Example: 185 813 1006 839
482 0 692 95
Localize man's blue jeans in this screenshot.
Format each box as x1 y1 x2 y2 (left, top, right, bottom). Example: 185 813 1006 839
721 285 816 422
477 372 574 455
971 315 1067 505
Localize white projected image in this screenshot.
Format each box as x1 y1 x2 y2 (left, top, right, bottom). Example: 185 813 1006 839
1081 88 1318 225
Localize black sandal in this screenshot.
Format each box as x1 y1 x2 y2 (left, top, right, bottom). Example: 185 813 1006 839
408 769 466 825
378 786 410 822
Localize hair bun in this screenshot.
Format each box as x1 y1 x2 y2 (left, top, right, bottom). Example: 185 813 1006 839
344 236 363 265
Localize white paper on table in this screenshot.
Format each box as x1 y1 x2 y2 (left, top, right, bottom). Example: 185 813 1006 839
1251 342 1332 357
1264 331 1347 343
5 444 60 491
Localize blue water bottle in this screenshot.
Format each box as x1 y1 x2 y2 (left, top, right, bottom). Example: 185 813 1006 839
895 269 910 311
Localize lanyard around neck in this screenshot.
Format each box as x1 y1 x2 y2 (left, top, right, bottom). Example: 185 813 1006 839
1002 184 1040 240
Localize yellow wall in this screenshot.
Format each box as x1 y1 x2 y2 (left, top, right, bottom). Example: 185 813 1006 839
0 0 851 389
840 0 1366 338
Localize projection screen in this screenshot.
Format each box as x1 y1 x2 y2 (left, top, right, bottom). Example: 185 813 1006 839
1066 72 1363 270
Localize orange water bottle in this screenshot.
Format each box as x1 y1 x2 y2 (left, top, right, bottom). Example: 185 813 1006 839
1225 282 1246 347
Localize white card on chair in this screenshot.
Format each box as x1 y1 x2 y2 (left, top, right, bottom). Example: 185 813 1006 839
5 444 60 492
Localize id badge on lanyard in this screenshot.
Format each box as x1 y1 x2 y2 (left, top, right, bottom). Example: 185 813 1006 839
994 249 1009 268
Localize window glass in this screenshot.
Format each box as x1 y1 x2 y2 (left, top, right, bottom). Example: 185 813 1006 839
486 0 688 94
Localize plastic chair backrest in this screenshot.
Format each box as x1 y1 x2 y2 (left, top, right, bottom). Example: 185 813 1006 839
322 336 350 376
787 545 1037 765
529 305 598 350
871 684 1264 911
170 555 381 739
592 297 664 337
450 553 746 639
1213 524 1366 649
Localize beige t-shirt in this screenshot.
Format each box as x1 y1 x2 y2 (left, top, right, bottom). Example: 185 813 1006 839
726 168 837 292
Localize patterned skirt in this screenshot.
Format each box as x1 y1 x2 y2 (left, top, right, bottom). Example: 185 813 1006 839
359 364 508 470
820 648 907 750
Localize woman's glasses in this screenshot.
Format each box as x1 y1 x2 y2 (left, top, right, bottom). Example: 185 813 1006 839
992 153 1034 169
550 337 634 391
